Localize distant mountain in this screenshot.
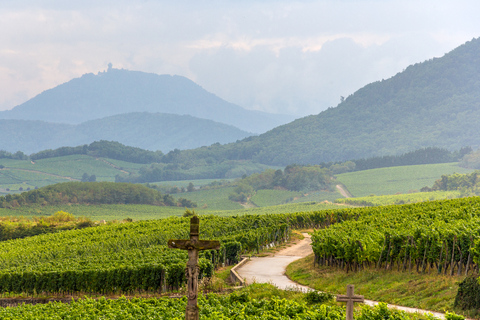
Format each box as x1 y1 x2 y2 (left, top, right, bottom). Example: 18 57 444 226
0 68 295 133
0 112 252 154
180 37 480 165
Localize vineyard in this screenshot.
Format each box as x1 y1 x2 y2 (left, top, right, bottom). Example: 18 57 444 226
0 285 432 320
0 210 352 295
311 197 480 276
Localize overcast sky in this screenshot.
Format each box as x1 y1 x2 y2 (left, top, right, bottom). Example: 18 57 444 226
1 1 479 117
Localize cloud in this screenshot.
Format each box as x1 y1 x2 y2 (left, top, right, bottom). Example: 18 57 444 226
0 0 479 115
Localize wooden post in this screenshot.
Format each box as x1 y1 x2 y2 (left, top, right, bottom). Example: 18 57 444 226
168 216 220 320
336 284 364 320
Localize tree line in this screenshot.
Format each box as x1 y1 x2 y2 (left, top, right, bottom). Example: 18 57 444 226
421 171 480 195
30 141 164 164
326 147 472 174
229 165 332 202
2 141 475 186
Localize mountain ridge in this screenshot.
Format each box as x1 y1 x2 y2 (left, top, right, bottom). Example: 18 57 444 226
0 112 253 154
0 68 295 133
177 37 480 165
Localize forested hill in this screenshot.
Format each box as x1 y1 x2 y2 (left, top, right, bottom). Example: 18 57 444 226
181 37 480 165
0 112 252 154
0 68 294 133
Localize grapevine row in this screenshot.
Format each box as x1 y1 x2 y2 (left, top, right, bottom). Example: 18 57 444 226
0 210 358 294
312 197 480 276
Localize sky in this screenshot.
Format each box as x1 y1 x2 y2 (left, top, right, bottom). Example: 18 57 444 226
0 1 479 117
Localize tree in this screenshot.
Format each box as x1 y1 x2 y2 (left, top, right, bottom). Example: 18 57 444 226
88 175 97 182
187 182 195 192
81 173 90 182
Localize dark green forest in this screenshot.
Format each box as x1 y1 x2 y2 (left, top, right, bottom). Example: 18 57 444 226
425 171 480 194
345 147 471 172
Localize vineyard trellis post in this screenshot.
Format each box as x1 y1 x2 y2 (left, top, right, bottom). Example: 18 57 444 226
168 216 220 320
336 284 364 320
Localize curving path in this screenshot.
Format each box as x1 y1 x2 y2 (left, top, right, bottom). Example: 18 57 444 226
236 235 312 291
236 234 447 320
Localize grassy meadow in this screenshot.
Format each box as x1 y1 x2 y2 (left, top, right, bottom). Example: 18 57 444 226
336 162 473 197
0 155 141 194
287 254 462 315
175 186 244 210
335 190 461 206
0 201 347 221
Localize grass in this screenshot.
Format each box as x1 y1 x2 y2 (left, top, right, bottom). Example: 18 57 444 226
0 200 349 222
286 254 463 314
0 155 138 188
0 169 71 193
336 162 474 197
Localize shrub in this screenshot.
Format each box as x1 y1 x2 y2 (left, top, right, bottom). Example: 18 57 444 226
305 290 334 304
454 273 480 310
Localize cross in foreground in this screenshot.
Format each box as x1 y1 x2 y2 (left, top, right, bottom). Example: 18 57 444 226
336 284 365 320
168 215 220 320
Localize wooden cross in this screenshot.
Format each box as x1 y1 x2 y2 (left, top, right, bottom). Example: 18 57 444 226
336 285 364 320
168 215 220 320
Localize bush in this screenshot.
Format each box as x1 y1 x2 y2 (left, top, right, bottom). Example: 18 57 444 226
454 273 480 310
224 241 242 265
445 312 465 320
305 290 334 304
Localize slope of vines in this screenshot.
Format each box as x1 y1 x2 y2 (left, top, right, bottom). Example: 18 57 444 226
0 210 356 295
311 197 480 275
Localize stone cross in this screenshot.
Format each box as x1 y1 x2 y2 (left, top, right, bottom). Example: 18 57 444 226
336 284 364 320
168 216 220 320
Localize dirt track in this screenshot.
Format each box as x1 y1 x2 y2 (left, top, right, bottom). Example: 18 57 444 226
236 234 312 291
236 234 448 319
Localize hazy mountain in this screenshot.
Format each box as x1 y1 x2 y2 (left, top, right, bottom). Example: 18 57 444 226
0 68 295 133
179 37 480 165
0 112 252 154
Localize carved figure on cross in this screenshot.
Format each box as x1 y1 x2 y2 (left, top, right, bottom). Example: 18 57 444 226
336 284 364 320
168 215 220 320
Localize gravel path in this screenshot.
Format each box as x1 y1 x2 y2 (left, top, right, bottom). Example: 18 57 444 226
236 234 447 319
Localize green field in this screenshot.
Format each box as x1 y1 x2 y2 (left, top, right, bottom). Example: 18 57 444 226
336 162 473 197
198 201 346 217
0 200 349 221
250 189 303 207
174 187 244 210
0 155 140 193
292 190 344 203
152 178 235 188
0 204 186 221
335 190 461 206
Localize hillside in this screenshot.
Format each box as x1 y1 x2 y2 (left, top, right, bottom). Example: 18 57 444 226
180 37 480 165
0 181 195 208
0 112 252 154
0 67 294 133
